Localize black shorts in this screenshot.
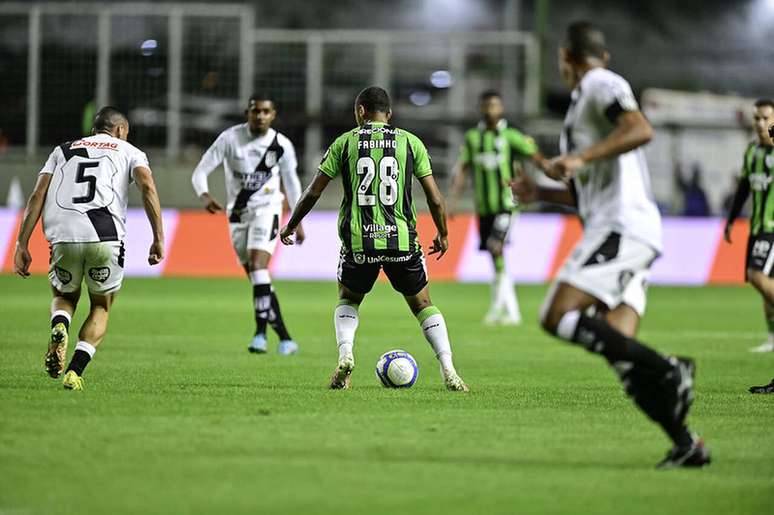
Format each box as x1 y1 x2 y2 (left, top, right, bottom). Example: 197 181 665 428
478 212 513 251
746 232 774 277
337 250 428 296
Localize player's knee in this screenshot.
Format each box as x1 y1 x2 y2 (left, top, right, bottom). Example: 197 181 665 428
539 306 563 335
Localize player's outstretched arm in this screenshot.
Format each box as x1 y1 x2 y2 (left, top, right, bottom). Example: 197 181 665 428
724 177 750 243
134 166 165 265
13 173 51 277
447 162 469 218
280 170 331 245
418 174 448 260
548 110 653 181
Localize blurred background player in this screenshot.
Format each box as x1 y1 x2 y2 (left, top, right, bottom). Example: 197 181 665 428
512 22 709 468
279 86 468 391
191 94 303 355
724 99 774 353
448 90 548 326
13 107 164 390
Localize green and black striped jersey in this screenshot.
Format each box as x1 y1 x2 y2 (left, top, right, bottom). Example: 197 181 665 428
459 119 538 215
743 142 774 236
319 121 432 254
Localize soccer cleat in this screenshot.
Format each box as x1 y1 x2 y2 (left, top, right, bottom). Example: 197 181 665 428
656 435 711 469
329 356 354 390
499 315 522 327
749 341 774 353
45 322 69 378
749 378 774 393
443 371 470 392
277 339 299 355
248 334 268 354
483 308 502 326
62 370 84 391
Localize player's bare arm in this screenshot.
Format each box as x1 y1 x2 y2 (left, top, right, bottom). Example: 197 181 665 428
280 170 331 245
134 166 165 265
724 176 750 243
548 110 653 181
510 167 575 207
199 192 224 214
418 174 448 260
447 162 469 218
280 178 304 244
13 173 52 277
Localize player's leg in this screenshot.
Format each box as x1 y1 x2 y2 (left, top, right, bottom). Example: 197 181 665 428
487 213 520 325
383 253 468 391
747 269 774 352
63 291 114 390
46 243 84 378
330 251 378 389
479 215 502 323
62 241 124 390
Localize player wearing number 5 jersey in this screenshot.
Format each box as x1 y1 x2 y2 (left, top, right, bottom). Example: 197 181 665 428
13 107 164 390
280 86 468 391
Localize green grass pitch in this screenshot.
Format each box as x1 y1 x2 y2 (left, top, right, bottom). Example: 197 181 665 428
0 275 772 515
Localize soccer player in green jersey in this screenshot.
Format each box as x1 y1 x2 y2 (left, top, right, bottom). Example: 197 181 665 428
725 99 774 353
279 86 468 391
448 90 548 325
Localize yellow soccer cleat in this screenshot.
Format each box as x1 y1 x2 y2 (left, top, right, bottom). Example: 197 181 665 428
45 322 69 378
62 370 84 391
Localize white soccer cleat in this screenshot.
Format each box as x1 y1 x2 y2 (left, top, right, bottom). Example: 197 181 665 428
443 370 469 392
483 308 502 326
750 341 774 353
329 355 355 390
499 315 522 327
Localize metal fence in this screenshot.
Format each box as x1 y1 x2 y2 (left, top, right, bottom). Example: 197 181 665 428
0 2 540 180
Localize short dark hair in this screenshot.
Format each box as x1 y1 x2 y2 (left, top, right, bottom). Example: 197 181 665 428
480 90 501 102
355 86 391 114
564 21 607 62
93 106 128 132
755 98 774 110
248 93 274 107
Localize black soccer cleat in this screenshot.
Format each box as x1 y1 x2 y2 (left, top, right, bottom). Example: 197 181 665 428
656 436 711 469
749 378 774 394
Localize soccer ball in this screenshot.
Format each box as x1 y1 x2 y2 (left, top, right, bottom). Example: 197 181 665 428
375 349 418 388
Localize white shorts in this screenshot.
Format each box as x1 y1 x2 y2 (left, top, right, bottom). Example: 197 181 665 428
552 232 658 316
49 241 125 295
229 204 282 265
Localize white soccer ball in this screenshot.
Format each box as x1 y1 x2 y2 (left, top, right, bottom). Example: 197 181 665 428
375 349 418 388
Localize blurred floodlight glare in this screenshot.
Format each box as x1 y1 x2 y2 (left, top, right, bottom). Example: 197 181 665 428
140 39 158 56
409 90 432 106
430 70 453 88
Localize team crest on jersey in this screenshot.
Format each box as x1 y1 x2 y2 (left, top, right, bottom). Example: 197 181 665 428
353 253 366 265
263 151 278 168
749 172 773 192
88 267 111 283
54 266 72 285
766 154 774 169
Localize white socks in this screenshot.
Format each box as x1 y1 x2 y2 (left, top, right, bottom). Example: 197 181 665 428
75 340 96 358
51 309 72 325
417 307 455 374
496 272 521 320
334 302 359 361
249 269 271 286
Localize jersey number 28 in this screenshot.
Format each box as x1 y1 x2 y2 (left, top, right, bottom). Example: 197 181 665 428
356 156 398 207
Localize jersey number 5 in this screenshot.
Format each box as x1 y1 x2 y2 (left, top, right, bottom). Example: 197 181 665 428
73 161 99 204
356 156 398 207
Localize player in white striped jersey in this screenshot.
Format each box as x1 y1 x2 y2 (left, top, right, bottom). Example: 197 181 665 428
13 107 164 390
511 22 709 468
192 94 303 355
